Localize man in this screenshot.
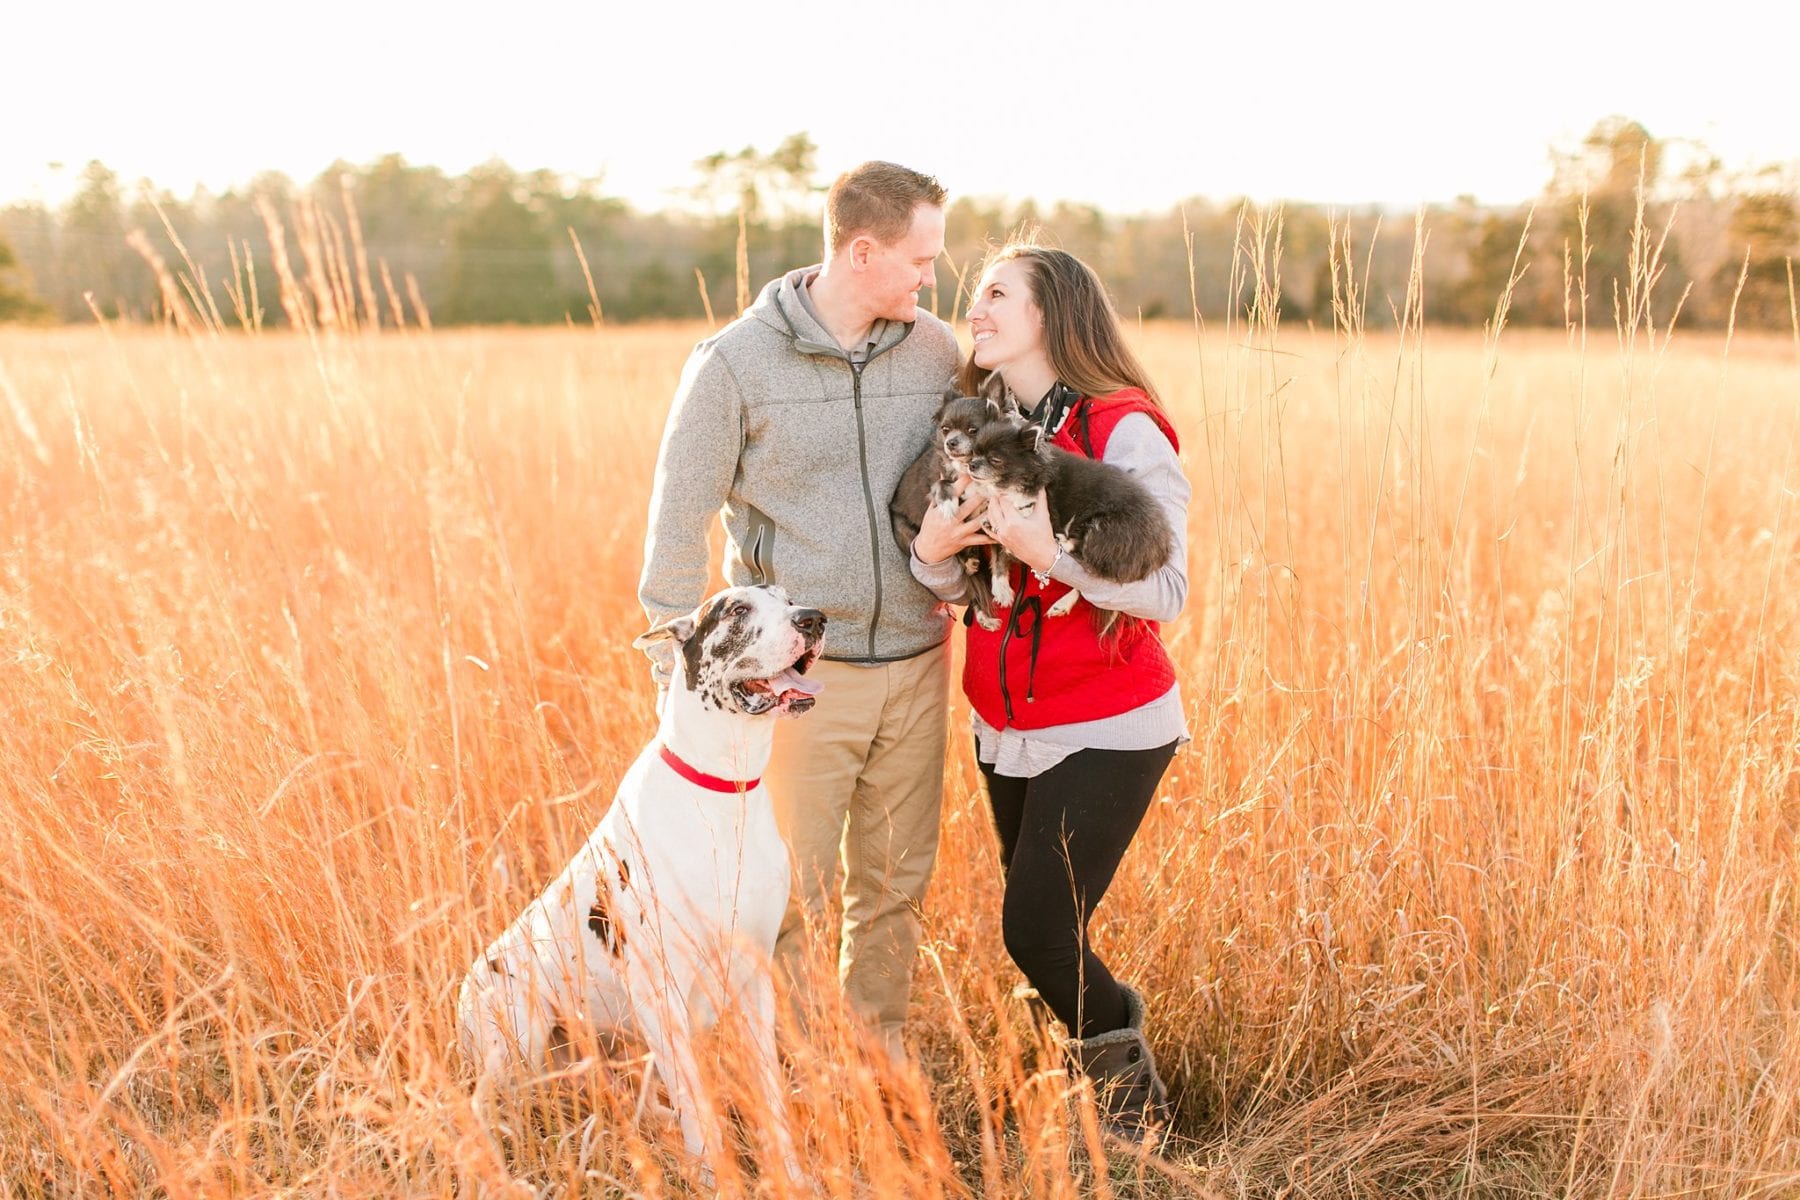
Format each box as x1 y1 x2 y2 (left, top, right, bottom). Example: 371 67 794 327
638 162 958 1062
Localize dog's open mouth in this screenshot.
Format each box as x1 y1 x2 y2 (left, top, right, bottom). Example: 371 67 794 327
731 646 823 716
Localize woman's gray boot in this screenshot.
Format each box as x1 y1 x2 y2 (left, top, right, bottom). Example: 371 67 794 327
1068 983 1172 1146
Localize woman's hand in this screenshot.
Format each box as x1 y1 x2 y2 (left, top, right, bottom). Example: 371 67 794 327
913 487 993 564
985 490 1060 574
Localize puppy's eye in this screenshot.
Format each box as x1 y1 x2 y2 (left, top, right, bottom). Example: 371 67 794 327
729 602 751 618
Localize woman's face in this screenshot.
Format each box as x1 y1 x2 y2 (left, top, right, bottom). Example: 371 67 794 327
967 258 1046 376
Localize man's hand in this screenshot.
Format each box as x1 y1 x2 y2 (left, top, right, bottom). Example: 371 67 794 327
983 489 1059 574
913 486 993 565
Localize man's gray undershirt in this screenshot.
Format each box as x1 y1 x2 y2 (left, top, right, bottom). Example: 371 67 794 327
797 273 883 365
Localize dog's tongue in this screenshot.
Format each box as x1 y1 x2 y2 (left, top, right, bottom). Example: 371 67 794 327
770 668 822 700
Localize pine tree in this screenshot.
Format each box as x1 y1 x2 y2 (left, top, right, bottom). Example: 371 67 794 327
1714 189 1798 329
0 232 47 321
439 161 561 325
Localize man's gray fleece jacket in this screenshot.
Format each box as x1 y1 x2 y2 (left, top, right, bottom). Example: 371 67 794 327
638 266 960 680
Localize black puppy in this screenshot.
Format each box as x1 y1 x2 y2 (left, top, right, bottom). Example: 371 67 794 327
966 420 1173 621
890 390 1024 628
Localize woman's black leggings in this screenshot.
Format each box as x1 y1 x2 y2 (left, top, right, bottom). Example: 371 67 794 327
977 739 1178 1039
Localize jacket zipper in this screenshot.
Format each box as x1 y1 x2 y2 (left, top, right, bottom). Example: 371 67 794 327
768 289 914 661
851 360 883 660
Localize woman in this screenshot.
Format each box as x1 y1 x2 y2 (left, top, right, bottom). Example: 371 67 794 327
911 244 1190 1142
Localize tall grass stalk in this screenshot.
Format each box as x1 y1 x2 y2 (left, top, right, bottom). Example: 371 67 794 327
0 204 1796 1196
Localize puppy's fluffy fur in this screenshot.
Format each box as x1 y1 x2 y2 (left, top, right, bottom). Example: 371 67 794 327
890 390 1024 625
967 420 1173 621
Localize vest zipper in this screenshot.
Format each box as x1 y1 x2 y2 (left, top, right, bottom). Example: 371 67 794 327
996 395 1087 725
997 562 1020 724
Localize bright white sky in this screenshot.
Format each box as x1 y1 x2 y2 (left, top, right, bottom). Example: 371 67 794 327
5 0 1797 215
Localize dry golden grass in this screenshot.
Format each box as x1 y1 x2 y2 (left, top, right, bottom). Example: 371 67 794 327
1 299 1797 1197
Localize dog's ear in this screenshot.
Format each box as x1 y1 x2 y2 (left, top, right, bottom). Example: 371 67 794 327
632 612 698 649
1024 425 1046 453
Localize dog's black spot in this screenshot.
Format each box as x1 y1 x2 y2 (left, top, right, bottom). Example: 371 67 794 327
486 957 508 979
588 892 625 956
707 616 755 673
679 594 731 689
617 858 631 890
686 592 770 711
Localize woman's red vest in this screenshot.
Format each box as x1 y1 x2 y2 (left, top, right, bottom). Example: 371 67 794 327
963 388 1180 729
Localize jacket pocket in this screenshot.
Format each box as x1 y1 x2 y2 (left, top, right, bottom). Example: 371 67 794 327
744 505 775 585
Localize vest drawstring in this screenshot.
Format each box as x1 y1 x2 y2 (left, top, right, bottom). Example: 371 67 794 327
1005 587 1045 704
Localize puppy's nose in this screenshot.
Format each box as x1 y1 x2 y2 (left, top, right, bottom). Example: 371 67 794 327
792 609 825 637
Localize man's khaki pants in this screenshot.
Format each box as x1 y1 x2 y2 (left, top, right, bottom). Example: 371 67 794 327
766 645 949 1060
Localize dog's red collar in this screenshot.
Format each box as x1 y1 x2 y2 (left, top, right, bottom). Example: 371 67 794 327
658 744 760 794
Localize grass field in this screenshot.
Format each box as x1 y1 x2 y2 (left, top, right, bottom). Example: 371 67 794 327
1 299 1797 1196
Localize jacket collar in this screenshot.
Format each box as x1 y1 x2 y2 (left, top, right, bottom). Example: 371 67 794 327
754 266 915 364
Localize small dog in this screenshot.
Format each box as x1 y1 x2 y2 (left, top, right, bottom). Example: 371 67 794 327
890 389 1024 629
457 584 824 1183
966 421 1173 619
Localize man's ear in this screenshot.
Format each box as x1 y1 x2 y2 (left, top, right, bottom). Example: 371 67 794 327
633 613 697 649
848 234 874 271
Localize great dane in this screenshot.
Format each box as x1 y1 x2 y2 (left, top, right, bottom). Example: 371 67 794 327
457 583 824 1180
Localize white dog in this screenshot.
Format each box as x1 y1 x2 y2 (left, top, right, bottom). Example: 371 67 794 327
457 583 824 1180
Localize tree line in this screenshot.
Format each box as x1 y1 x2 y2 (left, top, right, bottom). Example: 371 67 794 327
1 120 1795 333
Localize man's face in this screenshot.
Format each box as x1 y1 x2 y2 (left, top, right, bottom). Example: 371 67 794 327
857 203 945 323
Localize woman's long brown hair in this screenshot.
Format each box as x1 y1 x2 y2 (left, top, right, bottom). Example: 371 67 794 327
956 244 1164 410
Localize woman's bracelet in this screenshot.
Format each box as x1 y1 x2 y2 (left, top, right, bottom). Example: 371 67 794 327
1031 548 1064 586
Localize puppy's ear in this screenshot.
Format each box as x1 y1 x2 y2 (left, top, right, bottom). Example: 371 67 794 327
632 612 698 649
1025 425 1046 453
979 374 1019 414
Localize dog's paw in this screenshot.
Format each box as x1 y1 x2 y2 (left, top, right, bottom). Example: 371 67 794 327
974 610 1002 632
